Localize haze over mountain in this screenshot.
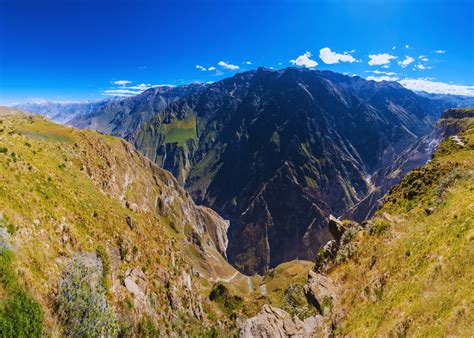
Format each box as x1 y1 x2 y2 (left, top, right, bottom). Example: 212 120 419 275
13 99 113 123
69 67 460 274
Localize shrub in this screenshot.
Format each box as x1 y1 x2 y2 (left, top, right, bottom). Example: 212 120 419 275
0 289 44 337
0 249 44 337
96 245 111 290
282 284 316 319
57 253 118 337
369 219 390 236
0 147 7 154
209 282 243 315
138 317 160 337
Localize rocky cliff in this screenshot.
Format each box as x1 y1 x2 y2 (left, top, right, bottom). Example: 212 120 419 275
130 68 448 274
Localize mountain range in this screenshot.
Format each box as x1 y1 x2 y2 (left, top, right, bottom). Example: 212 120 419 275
63 67 463 274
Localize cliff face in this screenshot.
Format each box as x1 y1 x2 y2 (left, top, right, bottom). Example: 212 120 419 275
130 68 447 274
69 68 452 274
345 107 474 221
238 108 474 336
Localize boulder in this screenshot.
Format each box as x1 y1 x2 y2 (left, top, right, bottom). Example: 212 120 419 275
239 305 305 337
239 304 330 337
304 270 340 315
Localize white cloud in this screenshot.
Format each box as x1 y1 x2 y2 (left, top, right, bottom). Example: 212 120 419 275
434 49 446 54
405 44 411 49
367 75 400 82
365 70 398 76
196 65 217 71
418 55 429 62
368 53 397 66
244 61 252 65
319 47 357 64
290 52 318 68
102 81 170 97
218 61 240 70
113 80 132 86
126 83 155 90
414 64 432 70
103 89 143 96
398 56 415 68
399 78 474 96
392 46 396 50
278 62 282 66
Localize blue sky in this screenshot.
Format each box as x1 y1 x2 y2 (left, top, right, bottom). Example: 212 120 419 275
0 0 473 104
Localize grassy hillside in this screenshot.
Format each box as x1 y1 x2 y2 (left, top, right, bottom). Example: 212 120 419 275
163 115 197 146
330 109 474 336
0 107 239 335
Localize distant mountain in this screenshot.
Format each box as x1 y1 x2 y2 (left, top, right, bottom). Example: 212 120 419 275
414 91 474 108
69 84 206 138
12 99 114 123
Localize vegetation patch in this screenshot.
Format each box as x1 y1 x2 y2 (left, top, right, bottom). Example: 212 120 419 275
209 282 243 315
57 253 118 336
163 115 197 146
281 284 316 320
0 246 44 337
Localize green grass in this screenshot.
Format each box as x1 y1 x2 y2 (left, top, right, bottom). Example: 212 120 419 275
163 115 197 146
0 250 44 337
332 118 474 336
0 110 237 335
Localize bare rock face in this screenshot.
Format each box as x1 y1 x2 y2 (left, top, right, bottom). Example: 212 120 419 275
239 304 331 337
304 270 340 315
239 305 307 337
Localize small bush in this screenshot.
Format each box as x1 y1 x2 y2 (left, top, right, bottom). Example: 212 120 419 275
0 147 7 154
7 223 15 235
282 284 316 319
0 289 44 337
138 317 160 337
57 253 118 337
96 245 111 290
209 282 243 315
0 249 44 337
369 219 390 236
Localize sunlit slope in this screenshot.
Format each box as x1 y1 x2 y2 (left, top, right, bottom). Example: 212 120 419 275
0 107 239 335
332 109 474 336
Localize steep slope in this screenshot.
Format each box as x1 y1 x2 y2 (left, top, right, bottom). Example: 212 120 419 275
238 108 474 336
331 108 474 335
130 68 448 274
0 107 240 336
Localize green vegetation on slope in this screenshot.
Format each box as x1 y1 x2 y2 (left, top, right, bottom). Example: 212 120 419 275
0 109 233 335
331 112 474 336
0 233 44 337
163 115 197 145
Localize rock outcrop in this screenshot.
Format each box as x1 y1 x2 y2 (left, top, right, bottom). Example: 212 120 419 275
239 304 326 338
